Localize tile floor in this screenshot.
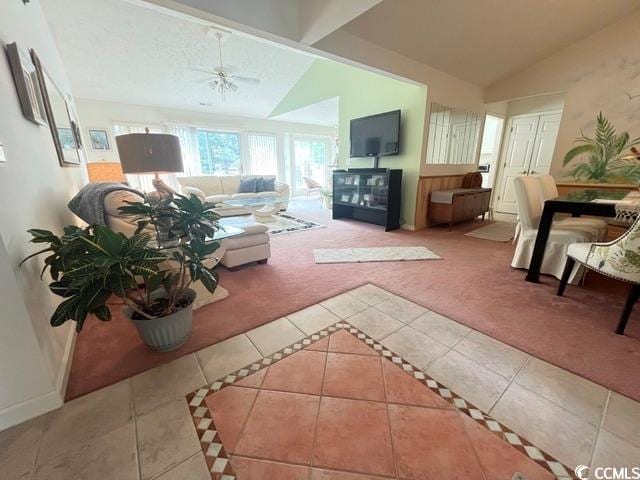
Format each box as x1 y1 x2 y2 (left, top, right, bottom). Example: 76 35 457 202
2 284 639 480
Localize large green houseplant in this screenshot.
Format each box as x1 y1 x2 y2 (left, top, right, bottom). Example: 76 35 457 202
563 112 640 183
22 194 222 351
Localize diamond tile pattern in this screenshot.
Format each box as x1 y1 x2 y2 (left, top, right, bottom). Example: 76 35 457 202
187 326 570 480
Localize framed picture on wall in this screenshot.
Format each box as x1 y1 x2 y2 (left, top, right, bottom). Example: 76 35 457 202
88 129 111 151
5 42 47 126
31 49 81 167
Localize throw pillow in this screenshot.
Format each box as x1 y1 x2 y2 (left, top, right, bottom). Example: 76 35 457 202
262 177 276 192
255 177 265 193
238 178 257 193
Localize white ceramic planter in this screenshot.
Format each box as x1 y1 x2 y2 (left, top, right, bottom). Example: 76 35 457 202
125 289 196 352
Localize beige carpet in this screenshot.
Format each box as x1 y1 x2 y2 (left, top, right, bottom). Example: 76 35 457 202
465 221 516 242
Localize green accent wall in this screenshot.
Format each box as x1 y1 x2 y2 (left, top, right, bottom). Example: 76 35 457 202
271 59 427 226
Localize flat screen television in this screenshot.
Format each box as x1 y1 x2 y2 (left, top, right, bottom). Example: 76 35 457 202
350 109 400 158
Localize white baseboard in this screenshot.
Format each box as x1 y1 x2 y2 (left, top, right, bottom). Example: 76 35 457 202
0 390 62 431
0 326 75 431
400 223 416 231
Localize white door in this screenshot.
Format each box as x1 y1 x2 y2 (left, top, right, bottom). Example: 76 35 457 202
529 113 561 175
494 113 560 214
495 116 539 214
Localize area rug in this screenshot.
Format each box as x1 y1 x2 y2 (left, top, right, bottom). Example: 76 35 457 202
267 212 325 236
314 246 441 264
465 221 516 242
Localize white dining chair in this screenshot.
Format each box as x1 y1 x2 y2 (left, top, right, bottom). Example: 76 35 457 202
511 176 599 284
536 175 608 241
557 217 640 334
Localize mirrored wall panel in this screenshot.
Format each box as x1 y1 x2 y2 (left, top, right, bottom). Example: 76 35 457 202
426 103 482 165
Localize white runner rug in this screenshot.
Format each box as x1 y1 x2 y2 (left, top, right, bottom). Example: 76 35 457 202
465 221 515 242
314 246 441 264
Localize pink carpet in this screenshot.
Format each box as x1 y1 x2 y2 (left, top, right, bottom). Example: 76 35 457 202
66 207 640 402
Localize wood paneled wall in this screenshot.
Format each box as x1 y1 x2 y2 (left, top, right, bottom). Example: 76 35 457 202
414 174 466 229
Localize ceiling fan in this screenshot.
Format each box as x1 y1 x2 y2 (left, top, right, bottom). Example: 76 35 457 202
190 28 260 101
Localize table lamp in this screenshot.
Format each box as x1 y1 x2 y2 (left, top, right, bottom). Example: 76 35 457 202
116 128 183 203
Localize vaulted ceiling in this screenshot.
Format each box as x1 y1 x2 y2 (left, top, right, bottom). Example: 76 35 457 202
41 0 317 118
340 0 640 86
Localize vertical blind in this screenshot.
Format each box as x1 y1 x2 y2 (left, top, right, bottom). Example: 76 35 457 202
247 133 278 176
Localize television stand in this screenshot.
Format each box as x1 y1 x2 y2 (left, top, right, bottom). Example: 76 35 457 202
332 168 402 231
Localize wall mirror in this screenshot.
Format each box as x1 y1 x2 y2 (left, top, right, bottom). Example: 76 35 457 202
31 50 81 166
426 102 482 165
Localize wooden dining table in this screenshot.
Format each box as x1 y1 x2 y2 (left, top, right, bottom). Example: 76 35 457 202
525 189 633 283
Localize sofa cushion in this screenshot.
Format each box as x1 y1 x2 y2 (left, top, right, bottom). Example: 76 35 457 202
255 177 264 192
220 175 241 194
177 176 223 196
239 177 257 193
205 194 231 204
262 177 275 192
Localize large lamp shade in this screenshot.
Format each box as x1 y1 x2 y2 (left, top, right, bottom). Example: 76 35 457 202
116 132 184 174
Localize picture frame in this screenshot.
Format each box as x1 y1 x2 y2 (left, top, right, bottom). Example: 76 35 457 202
31 49 81 167
5 42 47 126
88 128 111 151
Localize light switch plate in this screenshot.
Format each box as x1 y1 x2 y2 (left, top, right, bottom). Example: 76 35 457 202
0 141 6 163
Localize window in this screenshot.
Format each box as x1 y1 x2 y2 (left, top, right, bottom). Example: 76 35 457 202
247 133 277 175
197 130 241 175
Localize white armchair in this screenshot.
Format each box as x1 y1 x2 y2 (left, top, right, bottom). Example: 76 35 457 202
557 217 640 334
511 176 600 284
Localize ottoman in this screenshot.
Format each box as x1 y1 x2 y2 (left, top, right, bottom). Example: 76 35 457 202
219 219 271 269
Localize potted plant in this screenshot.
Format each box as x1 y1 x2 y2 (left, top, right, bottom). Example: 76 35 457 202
21 194 222 351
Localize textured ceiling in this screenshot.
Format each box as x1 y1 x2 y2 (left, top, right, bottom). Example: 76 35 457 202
342 0 640 87
41 0 316 118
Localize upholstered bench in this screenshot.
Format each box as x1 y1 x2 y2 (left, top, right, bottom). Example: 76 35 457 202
429 187 492 230
218 218 271 270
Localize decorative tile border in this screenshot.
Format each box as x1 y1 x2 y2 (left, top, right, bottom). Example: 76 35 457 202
185 323 575 480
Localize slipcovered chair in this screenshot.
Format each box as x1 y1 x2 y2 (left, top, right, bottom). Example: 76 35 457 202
511 176 599 284
557 217 640 334
536 175 608 241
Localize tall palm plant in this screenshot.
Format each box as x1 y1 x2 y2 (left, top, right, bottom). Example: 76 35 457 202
563 112 640 183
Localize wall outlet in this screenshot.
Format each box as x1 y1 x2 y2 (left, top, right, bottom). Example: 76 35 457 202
0 142 6 163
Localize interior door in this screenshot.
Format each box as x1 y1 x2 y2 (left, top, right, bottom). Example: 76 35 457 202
495 116 539 214
528 113 561 175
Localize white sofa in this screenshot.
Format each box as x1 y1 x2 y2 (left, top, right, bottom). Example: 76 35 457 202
102 188 270 280
176 175 290 217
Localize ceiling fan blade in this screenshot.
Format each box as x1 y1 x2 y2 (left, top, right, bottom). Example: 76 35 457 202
192 77 214 83
232 75 261 85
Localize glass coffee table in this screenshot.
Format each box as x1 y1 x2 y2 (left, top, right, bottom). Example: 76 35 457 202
223 196 285 223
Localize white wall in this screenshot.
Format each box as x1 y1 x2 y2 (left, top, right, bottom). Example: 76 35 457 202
485 11 640 179
0 2 87 429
